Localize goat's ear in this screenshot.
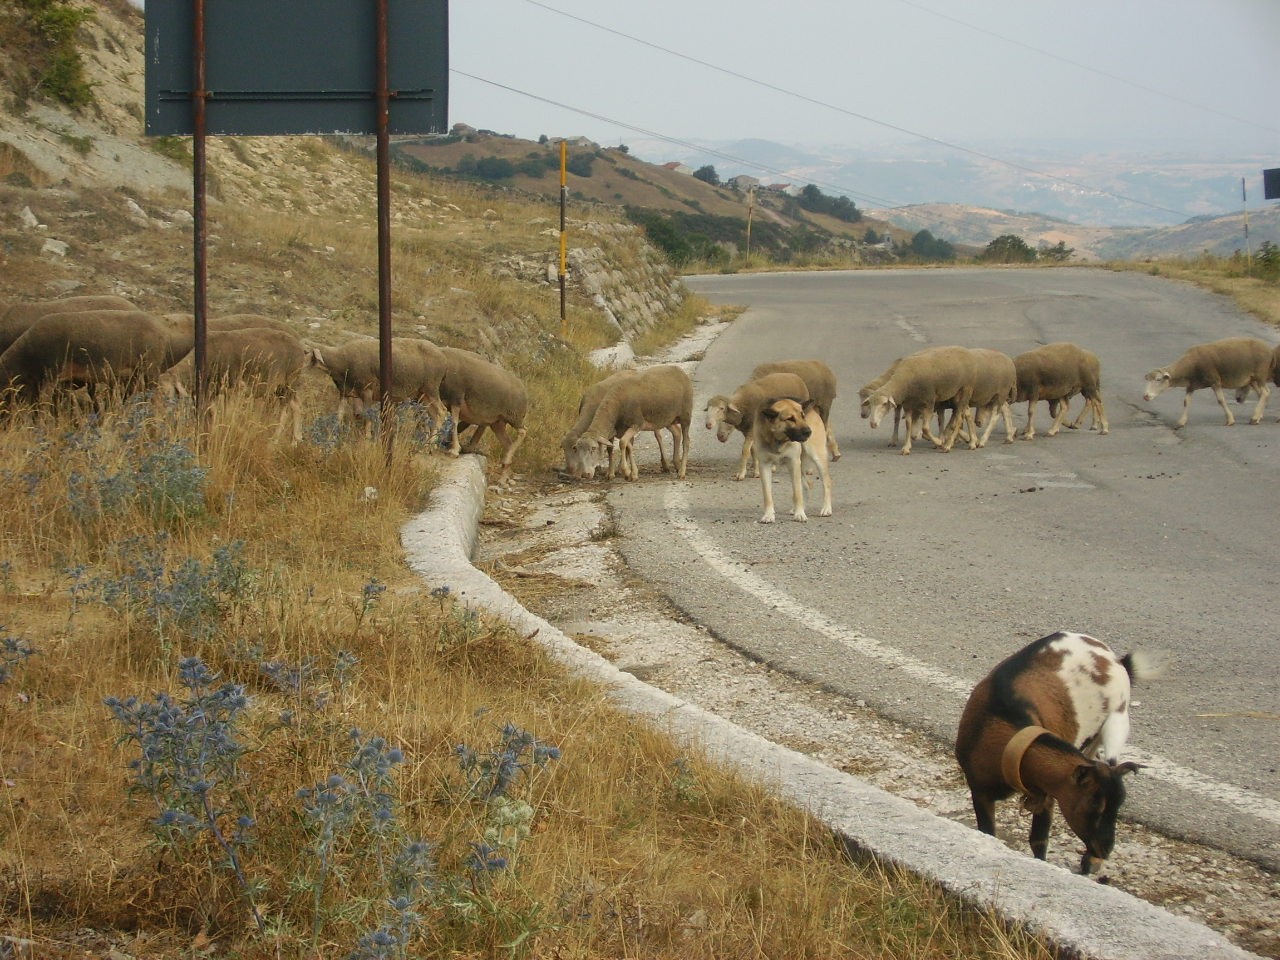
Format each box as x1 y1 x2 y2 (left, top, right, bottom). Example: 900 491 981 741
1115 761 1143 777
1072 764 1098 786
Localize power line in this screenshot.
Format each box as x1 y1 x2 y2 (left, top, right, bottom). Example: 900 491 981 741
450 69 907 210
516 0 1200 221
891 0 1279 136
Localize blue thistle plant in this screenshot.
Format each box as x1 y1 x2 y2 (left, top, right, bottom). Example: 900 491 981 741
0 631 36 684
104 656 264 932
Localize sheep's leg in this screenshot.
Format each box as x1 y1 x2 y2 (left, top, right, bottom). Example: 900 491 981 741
733 433 753 481
670 422 687 479
446 404 464 455
491 420 526 474
1047 395 1074 436
977 404 1001 448
890 406 901 447
654 429 670 472
1022 399 1037 440
1089 393 1110 435
825 411 841 461
1029 807 1054 861
899 410 915 455
1176 389 1195 428
1208 385 1237 426
618 425 641 480
758 460 777 523
1249 381 1269 424
939 390 971 452
1067 396 1089 430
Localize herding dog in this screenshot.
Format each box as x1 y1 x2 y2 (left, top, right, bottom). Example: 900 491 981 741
753 397 833 523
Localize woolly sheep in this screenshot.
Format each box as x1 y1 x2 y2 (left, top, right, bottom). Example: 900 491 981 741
1014 342 1108 439
571 364 692 481
1143 336 1273 427
158 326 308 443
308 336 449 433
439 346 529 474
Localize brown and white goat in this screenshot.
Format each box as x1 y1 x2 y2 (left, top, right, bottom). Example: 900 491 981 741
955 631 1153 876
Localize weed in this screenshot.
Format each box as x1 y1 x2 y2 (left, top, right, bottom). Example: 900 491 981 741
104 656 265 932
0 631 37 684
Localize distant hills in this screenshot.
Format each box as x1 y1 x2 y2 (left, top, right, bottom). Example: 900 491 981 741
407 128 1280 262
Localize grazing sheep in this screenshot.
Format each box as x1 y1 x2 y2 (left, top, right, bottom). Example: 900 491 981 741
0 294 137 355
164 312 297 336
751 359 841 460
704 371 809 480
439 346 529 474
0 309 193 409
308 336 449 432
563 370 672 478
571 364 692 481
1014 342 1108 440
1143 336 1273 427
955 631 1154 876
158 327 308 442
859 346 977 454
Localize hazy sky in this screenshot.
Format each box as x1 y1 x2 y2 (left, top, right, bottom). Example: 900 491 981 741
450 0 1280 158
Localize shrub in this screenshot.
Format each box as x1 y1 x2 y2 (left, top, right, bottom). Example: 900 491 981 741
980 234 1038 263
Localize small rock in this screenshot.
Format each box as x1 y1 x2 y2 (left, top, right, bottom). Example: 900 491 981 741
41 238 69 257
19 206 41 229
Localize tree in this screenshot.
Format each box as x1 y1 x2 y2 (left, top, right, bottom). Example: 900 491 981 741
981 234 1037 263
566 152 595 177
863 228 881 245
909 229 955 261
693 165 720 186
1038 240 1074 262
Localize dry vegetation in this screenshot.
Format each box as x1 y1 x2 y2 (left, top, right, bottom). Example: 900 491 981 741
1105 254 1280 330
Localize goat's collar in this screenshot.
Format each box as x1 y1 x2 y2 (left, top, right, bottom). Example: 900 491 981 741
1002 725 1053 796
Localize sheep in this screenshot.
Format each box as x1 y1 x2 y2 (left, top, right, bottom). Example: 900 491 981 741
751 359 841 460
308 336 448 433
1143 336 1273 427
0 309 193 410
438 346 529 474
164 312 297 336
158 327 308 442
962 347 1017 448
1013 342 1108 440
0 294 137 355
955 631 1154 876
859 346 977 454
562 370 673 478
571 364 693 481
704 371 809 480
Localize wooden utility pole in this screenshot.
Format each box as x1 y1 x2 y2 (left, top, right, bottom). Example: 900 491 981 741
559 140 568 336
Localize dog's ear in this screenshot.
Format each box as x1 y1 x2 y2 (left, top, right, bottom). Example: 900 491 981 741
761 406 780 421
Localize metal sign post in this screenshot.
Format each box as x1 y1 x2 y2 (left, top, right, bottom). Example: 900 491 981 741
145 0 448 450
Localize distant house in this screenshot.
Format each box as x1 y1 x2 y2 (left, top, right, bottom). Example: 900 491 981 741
728 174 760 192
662 161 695 175
765 183 792 193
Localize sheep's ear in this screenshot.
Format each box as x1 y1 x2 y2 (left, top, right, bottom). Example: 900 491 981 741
308 347 324 367
800 398 818 414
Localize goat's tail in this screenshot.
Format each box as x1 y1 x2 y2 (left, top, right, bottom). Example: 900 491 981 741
1120 650 1163 684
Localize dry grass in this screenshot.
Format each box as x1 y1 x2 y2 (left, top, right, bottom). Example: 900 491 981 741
1104 255 1280 330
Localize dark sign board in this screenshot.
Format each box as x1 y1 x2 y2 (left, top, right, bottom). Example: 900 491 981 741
1265 168 1280 201
145 0 448 136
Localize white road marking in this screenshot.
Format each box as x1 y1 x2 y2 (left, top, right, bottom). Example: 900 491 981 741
663 483 1280 828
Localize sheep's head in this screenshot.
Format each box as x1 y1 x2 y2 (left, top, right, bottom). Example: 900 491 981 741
862 392 895 428
1142 369 1172 401
1057 759 1141 873
703 396 735 441
569 435 609 480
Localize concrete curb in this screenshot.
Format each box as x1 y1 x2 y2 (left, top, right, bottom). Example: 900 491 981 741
401 456 1259 960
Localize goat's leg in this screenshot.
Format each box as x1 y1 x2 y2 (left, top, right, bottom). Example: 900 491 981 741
971 794 997 836
1029 807 1054 861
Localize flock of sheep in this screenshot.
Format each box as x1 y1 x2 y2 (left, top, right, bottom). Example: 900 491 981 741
0 294 531 469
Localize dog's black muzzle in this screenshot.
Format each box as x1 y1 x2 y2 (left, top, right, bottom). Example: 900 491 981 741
784 425 811 442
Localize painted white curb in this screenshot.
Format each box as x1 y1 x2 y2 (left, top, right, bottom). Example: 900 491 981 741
402 456 1259 960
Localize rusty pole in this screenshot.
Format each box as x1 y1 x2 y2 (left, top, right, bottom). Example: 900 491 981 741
375 0 394 460
559 139 568 336
192 0 209 409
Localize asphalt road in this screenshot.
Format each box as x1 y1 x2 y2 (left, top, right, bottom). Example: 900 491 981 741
608 267 1280 872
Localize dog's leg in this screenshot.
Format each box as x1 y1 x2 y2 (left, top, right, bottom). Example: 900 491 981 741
809 445 832 517
758 460 777 523
789 447 808 522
